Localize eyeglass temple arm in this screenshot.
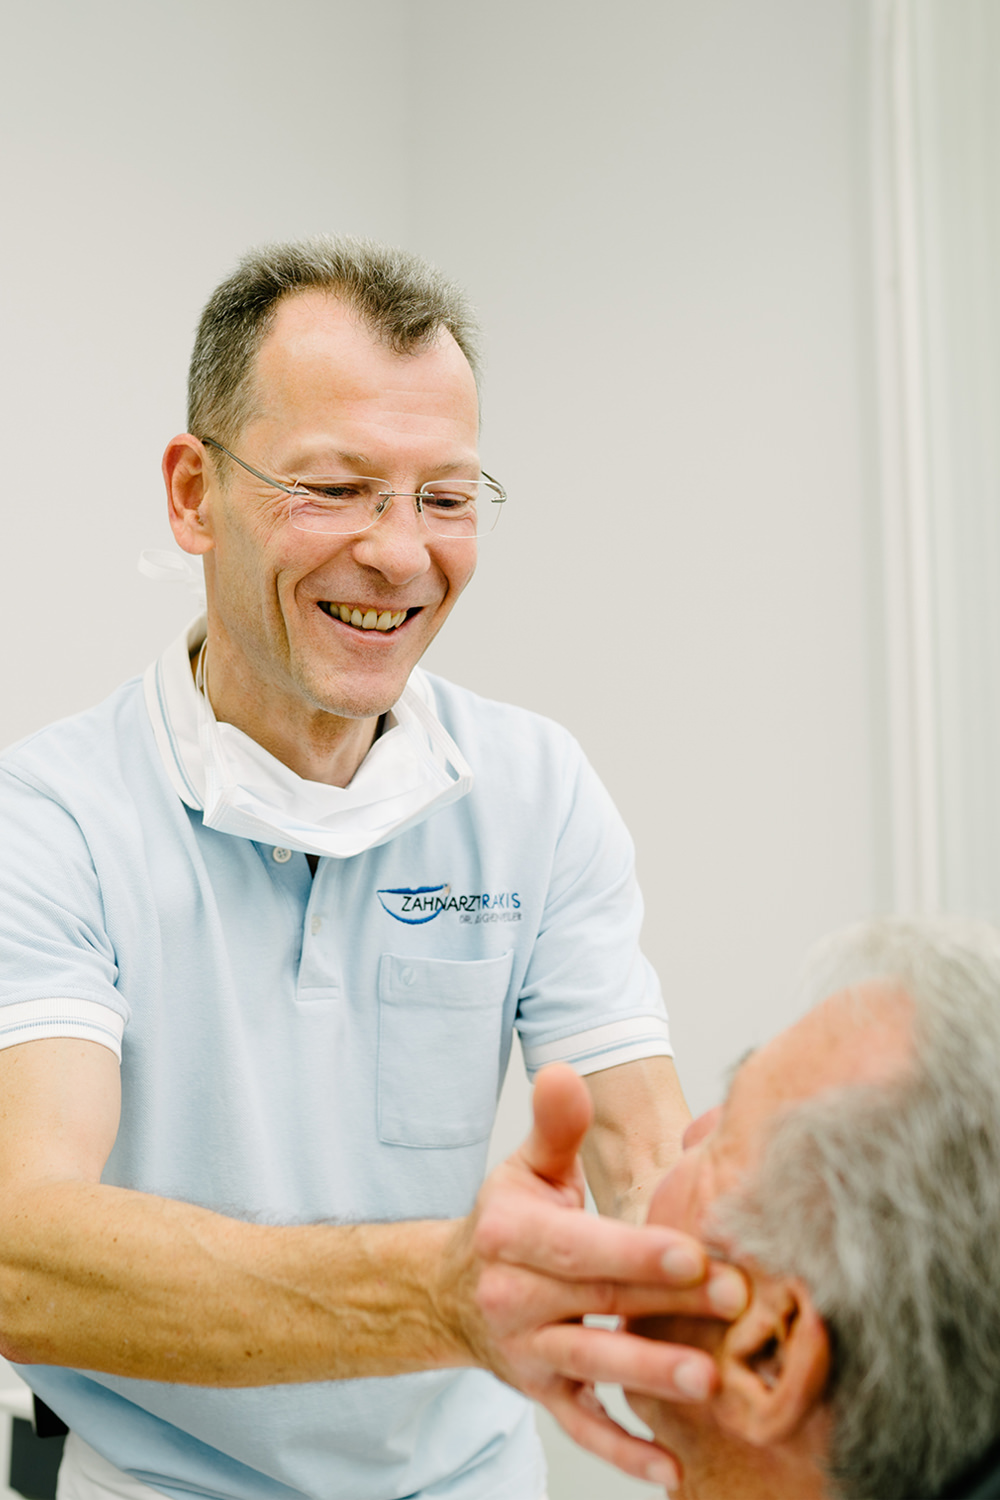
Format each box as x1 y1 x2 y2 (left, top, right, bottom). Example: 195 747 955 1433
198 437 296 494
479 471 506 502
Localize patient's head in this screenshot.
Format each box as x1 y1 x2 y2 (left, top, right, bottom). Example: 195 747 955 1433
630 917 1000 1500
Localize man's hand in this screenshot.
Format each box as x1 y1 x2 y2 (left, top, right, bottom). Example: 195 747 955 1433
439 1064 748 1488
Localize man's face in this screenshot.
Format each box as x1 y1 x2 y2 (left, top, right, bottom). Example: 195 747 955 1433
193 290 480 732
630 983 914 1499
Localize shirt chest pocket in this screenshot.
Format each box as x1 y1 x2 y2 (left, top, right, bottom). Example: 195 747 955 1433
377 951 514 1148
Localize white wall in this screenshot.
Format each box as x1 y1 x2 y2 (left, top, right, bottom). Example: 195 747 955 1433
0 0 412 746
410 0 886 1117
0 3 883 1497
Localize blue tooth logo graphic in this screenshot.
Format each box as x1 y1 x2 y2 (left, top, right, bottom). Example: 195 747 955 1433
377 883 451 924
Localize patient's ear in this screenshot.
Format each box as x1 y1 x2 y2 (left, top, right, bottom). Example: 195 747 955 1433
713 1276 830 1447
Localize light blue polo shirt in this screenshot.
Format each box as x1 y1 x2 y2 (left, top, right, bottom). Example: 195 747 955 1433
0 621 671 1500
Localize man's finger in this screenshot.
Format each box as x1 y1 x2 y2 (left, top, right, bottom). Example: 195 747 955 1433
475 1192 712 1288
477 1259 746 1337
521 1063 594 1186
545 1383 681 1489
604 1260 749 1322
535 1322 718 1402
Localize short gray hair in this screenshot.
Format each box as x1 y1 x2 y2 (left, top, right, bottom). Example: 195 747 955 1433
187 235 482 448
715 916 1000 1500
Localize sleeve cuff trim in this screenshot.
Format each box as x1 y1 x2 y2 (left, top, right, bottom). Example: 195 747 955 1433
522 1016 672 1078
0 998 124 1061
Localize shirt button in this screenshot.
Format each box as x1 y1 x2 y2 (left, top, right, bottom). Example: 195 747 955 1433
272 847 292 864
401 966 416 986
310 914 323 935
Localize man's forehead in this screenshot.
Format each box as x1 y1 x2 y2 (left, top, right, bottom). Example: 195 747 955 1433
260 290 468 375
724 980 916 1124
237 289 480 462
252 292 474 404
264 289 369 350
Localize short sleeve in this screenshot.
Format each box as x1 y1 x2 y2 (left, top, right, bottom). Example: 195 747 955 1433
514 747 671 1078
0 766 127 1058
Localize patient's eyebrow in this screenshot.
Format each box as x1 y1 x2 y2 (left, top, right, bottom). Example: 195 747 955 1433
726 1046 756 1087
722 1046 757 1102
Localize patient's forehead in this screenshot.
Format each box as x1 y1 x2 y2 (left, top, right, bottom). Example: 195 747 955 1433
721 980 915 1162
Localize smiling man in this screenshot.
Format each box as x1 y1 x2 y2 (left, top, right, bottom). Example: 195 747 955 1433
626 916 1000 1500
0 239 724 1500
166 288 482 784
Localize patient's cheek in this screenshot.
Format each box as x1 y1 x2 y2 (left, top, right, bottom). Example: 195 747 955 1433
626 1390 660 1436
629 1314 728 1355
626 1316 727 1448
625 1383 704 1461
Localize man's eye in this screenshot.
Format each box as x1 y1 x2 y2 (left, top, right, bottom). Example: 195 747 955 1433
423 488 475 512
300 482 369 503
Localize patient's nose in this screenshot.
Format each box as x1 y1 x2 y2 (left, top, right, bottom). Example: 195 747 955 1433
683 1105 721 1151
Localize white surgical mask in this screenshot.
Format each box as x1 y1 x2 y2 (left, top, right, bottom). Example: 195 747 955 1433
144 618 473 859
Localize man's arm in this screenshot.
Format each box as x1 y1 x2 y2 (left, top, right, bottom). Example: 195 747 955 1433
0 1041 740 1485
0 1037 468 1383
581 1056 691 1224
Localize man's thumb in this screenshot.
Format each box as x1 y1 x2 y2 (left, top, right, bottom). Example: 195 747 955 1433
523 1063 593 1185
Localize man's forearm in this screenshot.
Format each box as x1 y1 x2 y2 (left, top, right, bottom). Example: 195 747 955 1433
582 1056 692 1224
0 1180 471 1384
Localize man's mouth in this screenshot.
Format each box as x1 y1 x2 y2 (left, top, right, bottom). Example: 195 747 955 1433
317 601 416 633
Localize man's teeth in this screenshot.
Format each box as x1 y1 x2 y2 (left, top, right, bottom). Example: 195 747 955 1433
325 603 409 632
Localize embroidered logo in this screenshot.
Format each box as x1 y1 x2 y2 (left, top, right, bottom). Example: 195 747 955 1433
376 883 521 925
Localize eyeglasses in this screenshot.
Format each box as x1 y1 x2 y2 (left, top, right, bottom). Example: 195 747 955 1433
200 437 506 540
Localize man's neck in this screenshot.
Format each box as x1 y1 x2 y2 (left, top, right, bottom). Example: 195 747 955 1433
192 642 382 788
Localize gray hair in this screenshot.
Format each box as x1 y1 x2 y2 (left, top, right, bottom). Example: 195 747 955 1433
187 235 482 449
715 915 1000 1500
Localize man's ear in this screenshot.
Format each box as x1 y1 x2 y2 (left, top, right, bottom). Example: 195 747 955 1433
163 435 215 556
712 1276 830 1447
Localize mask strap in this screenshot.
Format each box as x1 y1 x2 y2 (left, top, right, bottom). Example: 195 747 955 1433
138 549 206 599
194 639 210 701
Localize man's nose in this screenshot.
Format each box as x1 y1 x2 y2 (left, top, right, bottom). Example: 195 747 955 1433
349 495 434 581
682 1106 721 1152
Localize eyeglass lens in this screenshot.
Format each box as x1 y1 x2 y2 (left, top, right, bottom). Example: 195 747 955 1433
288 478 503 538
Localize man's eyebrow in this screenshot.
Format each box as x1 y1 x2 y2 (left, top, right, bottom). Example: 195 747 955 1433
291 454 481 479
723 1046 757 1099
291 450 374 475
424 460 482 476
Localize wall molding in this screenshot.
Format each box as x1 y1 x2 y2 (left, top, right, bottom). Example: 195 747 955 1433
871 0 941 912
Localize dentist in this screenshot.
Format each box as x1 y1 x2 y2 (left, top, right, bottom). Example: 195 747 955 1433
0 238 736 1500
